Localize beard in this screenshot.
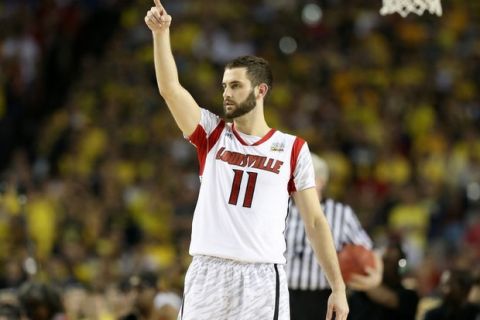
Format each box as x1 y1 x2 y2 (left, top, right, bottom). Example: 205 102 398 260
224 90 256 120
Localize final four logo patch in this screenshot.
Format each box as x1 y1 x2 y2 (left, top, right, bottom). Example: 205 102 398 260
270 142 285 152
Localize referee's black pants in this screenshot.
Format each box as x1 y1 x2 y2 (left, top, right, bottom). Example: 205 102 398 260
289 288 332 320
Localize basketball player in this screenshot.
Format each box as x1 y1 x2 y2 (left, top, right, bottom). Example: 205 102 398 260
286 153 382 320
144 1 348 319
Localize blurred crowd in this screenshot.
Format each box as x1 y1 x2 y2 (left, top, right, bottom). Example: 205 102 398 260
0 0 479 318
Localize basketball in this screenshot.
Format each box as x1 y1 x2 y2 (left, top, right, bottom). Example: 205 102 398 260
338 244 376 283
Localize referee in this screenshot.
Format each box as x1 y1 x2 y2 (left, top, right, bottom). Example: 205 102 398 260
286 153 374 320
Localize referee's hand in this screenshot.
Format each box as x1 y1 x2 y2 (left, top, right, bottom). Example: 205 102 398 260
326 290 349 320
348 252 384 291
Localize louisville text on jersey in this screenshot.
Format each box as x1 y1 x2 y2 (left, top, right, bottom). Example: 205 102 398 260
216 147 284 174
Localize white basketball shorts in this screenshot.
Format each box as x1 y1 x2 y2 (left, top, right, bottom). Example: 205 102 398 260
178 255 289 320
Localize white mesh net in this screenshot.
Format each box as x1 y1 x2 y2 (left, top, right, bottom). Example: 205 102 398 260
380 0 443 17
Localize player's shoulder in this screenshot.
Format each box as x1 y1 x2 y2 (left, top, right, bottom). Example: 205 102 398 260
271 129 307 146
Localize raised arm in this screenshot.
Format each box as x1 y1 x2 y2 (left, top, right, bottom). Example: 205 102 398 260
292 188 349 320
145 0 201 136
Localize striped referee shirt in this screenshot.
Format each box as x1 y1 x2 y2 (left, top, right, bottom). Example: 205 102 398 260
285 198 373 290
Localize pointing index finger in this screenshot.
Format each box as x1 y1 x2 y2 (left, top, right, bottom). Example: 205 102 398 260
154 0 163 9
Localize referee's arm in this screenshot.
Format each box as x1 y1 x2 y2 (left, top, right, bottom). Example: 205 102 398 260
293 187 349 320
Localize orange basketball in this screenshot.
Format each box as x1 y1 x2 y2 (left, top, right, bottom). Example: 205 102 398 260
337 244 375 283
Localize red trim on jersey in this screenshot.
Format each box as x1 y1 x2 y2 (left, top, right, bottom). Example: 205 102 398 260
288 137 305 194
208 121 226 151
232 124 276 146
189 120 225 176
189 125 206 146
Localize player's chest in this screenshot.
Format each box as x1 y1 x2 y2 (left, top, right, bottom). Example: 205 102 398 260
211 133 292 177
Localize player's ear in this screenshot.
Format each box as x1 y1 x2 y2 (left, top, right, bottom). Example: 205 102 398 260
257 83 269 99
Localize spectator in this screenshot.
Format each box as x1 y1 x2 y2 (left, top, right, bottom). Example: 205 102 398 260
424 269 480 320
348 240 419 320
17 281 65 320
120 271 159 320
153 291 182 320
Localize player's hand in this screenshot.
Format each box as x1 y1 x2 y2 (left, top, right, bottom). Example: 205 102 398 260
326 290 349 320
145 0 172 33
348 252 383 291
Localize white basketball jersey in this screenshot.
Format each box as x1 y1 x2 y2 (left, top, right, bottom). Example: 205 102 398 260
187 108 315 264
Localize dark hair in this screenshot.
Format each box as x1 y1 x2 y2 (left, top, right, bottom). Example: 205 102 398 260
17 282 64 320
225 56 273 90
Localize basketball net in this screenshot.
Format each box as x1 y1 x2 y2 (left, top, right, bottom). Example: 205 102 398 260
380 0 443 17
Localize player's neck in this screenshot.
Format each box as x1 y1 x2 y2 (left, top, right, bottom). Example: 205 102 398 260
233 107 270 137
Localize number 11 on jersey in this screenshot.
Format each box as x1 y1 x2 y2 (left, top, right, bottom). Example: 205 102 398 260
228 169 258 208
